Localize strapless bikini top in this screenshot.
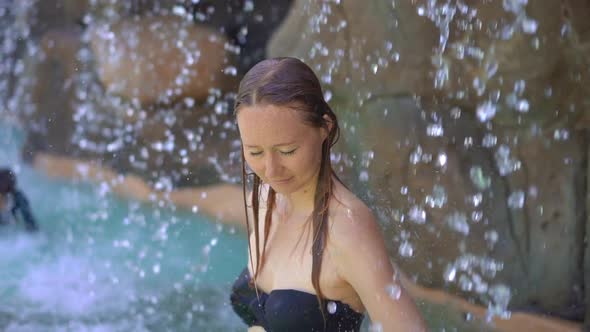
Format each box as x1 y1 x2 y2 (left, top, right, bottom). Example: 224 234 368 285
230 267 364 331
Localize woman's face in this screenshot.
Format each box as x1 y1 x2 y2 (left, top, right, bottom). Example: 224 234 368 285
237 103 326 195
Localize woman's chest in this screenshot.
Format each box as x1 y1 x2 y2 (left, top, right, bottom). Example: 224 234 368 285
249 218 348 298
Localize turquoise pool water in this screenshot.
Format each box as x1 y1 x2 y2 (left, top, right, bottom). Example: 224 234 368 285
0 122 249 331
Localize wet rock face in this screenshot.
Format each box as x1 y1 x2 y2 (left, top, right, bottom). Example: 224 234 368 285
21 25 241 187
341 97 525 301
21 29 88 161
268 0 587 127
17 0 293 187
89 16 238 107
17 0 301 188
268 1 438 100
269 0 590 320
114 101 242 188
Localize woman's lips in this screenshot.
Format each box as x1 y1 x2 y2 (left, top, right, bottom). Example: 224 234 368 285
271 177 292 184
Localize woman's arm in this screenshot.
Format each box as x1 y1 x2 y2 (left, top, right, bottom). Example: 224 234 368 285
33 152 153 201
399 273 582 332
332 203 582 332
33 152 247 228
332 205 427 332
168 184 246 228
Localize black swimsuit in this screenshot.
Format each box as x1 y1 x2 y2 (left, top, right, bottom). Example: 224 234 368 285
230 267 364 331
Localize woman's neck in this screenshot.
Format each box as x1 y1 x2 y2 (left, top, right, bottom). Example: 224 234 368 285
277 174 322 219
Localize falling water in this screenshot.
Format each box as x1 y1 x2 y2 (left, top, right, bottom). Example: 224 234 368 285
1 0 588 331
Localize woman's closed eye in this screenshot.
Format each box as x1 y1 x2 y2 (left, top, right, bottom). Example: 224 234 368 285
248 149 297 157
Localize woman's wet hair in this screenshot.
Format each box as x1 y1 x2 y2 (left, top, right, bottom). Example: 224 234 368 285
234 57 342 323
0 168 16 194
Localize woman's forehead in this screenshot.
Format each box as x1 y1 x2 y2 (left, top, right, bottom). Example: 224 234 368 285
237 104 313 145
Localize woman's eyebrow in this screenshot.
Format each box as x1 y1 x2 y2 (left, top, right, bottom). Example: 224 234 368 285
244 141 297 148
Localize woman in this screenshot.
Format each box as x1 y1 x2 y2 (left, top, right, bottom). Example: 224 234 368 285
228 57 426 331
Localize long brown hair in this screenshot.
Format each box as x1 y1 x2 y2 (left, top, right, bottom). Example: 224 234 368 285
234 57 342 322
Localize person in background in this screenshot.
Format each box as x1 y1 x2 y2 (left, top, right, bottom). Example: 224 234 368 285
0 168 38 232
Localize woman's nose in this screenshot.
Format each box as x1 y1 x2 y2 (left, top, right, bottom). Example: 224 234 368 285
264 153 281 178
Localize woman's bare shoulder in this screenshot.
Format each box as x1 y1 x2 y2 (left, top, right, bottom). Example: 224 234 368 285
328 184 381 245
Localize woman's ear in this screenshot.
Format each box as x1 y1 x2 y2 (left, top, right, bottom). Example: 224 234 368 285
323 114 334 132
320 114 334 142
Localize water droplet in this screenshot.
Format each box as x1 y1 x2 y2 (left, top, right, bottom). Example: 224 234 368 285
244 0 254 11
409 146 423 164
488 284 512 315
346 208 353 219
172 5 188 16
472 77 486 96
485 61 499 78
507 190 525 209
399 241 414 257
153 264 161 274
503 0 527 13
485 230 499 246
482 134 497 148
426 185 447 208
369 322 383 332
223 66 237 76
495 145 521 176
371 64 379 74
327 301 337 314
427 123 444 137
514 80 526 95
446 212 469 235
359 170 369 182
471 210 483 222
500 24 514 40
528 186 538 198
460 274 478 292
436 153 448 168
476 101 497 122
385 284 402 300
553 129 569 141
469 166 491 190
444 265 457 282
408 206 426 224
516 99 529 113
522 18 538 34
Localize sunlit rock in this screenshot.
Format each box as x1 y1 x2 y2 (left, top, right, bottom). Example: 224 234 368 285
268 0 588 127
89 15 238 106
268 1 438 100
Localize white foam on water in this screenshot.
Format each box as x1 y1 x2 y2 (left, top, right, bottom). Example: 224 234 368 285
5 320 150 332
16 253 136 317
